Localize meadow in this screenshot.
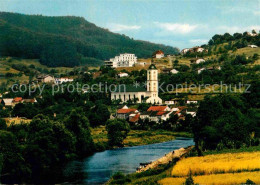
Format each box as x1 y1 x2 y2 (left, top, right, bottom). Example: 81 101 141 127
159 171 260 185
171 151 260 176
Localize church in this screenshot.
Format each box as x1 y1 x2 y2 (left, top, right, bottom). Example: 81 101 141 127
111 64 162 104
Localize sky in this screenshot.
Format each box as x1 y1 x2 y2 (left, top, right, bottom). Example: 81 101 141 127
0 0 260 49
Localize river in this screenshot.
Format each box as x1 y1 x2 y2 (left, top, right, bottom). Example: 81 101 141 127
63 137 194 184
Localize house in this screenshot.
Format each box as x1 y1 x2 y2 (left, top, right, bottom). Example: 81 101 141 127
118 72 129 78
190 58 205 64
245 32 258 37
12 97 23 106
37 75 55 83
248 45 258 48
185 108 197 117
194 47 205 53
197 68 206 74
105 53 137 68
129 113 140 124
186 100 198 104
116 105 139 120
152 50 164 59
165 101 175 105
146 106 172 122
55 77 74 84
2 98 13 107
23 98 37 104
181 48 190 55
170 69 179 74
111 64 162 104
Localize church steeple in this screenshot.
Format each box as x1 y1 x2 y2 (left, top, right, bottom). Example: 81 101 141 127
147 64 158 95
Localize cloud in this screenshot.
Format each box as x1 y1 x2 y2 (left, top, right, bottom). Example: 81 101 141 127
189 39 208 44
108 23 141 32
155 22 199 34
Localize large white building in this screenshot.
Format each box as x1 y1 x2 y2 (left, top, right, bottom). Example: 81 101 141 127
111 64 162 104
105 53 137 68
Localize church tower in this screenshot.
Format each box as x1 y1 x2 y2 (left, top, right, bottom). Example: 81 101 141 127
147 64 158 98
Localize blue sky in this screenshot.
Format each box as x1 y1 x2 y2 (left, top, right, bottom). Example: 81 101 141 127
0 0 259 49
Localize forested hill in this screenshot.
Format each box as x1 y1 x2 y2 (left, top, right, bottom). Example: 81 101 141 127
0 12 179 67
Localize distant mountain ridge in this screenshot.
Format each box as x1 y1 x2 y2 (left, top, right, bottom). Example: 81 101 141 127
0 12 179 67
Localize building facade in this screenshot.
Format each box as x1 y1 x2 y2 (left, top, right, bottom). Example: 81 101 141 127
111 64 162 104
105 53 137 68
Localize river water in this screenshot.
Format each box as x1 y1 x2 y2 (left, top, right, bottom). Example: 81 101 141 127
63 137 194 184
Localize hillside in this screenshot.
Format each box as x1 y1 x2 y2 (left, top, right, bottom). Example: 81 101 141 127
0 12 179 67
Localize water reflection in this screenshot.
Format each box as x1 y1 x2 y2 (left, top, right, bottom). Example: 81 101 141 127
63 138 194 184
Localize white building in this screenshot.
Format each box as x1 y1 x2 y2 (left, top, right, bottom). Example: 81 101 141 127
170 69 179 74
55 77 74 84
37 75 54 83
111 64 162 104
198 68 206 74
105 53 137 68
152 50 164 59
118 72 129 78
248 45 258 48
190 58 205 64
181 48 190 55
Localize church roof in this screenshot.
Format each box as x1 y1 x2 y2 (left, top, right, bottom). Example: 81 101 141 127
113 84 147 92
148 64 157 70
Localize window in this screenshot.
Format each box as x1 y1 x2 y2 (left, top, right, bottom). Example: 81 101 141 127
114 95 116 100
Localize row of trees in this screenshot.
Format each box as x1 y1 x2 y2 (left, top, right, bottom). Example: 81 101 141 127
192 80 260 155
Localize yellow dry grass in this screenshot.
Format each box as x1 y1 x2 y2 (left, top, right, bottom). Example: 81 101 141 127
172 152 260 176
159 171 260 185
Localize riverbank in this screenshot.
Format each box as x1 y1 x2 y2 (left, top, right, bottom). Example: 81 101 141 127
91 126 192 148
108 145 260 185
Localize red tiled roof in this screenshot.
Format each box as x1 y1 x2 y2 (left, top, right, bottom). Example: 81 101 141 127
177 106 188 111
156 111 169 116
117 108 137 114
129 114 140 123
154 50 164 54
147 106 167 112
13 97 23 102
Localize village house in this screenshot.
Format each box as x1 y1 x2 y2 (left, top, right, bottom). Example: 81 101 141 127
1 98 14 107
248 45 258 48
36 75 55 83
12 97 23 106
55 77 74 84
22 98 37 104
111 64 163 104
105 53 137 68
142 106 172 122
116 105 139 120
171 69 179 74
152 50 164 59
186 100 198 104
185 108 197 117
165 100 175 105
181 48 190 55
118 72 129 78
129 113 140 124
190 58 205 64
197 68 206 74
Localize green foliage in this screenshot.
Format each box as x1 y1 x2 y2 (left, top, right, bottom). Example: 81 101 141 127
0 119 7 130
185 170 194 185
192 94 259 152
245 179 256 184
64 109 94 156
106 119 130 147
0 12 178 67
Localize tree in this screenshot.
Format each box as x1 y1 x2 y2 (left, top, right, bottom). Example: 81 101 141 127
106 119 130 147
0 119 7 130
185 170 194 185
64 109 94 156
